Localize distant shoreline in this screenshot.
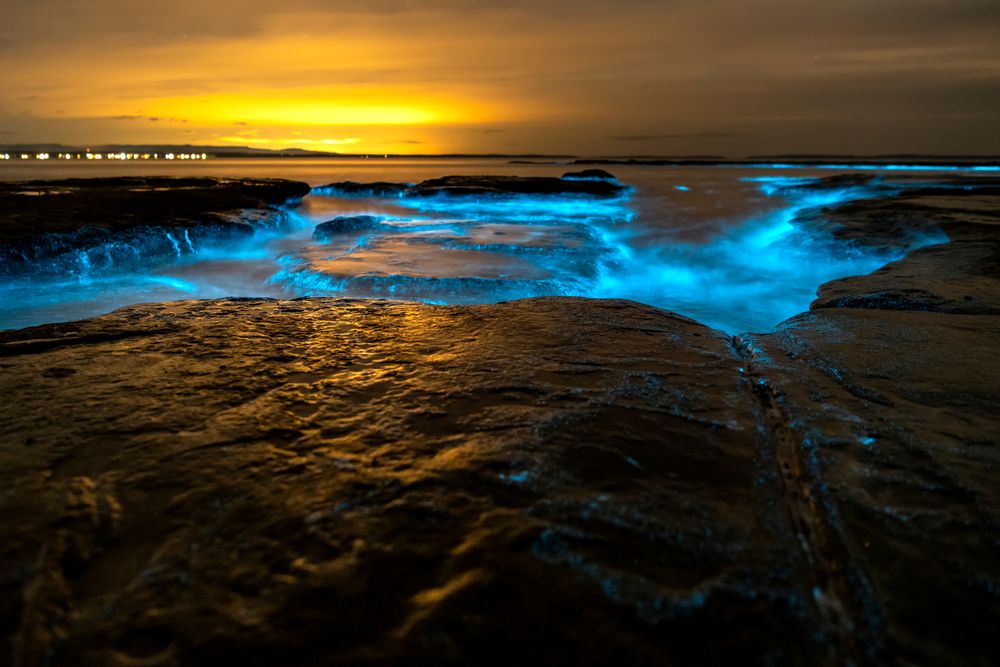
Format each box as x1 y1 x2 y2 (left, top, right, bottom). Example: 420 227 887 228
3 145 1000 166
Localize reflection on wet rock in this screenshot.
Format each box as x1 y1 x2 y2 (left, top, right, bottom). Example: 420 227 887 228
0 298 802 665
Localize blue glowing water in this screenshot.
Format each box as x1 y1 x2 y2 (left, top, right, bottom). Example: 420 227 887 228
0 159 982 333
741 163 1000 172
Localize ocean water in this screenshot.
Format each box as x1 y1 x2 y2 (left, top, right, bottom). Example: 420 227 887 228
0 158 966 333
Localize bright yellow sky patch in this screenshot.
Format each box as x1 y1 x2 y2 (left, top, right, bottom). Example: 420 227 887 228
218 136 362 146
140 91 479 127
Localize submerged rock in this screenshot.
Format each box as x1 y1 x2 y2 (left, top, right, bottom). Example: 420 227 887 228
312 215 385 241
312 181 411 197
0 177 311 277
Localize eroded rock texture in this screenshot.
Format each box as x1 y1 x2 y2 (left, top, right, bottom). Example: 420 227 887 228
1 298 823 666
743 178 1000 665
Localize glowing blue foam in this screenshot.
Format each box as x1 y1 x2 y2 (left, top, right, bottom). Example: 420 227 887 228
0 166 966 333
143 275 197 292
390 193 636 223
740 163 1000 172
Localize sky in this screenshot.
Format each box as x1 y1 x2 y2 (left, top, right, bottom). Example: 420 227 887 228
1 0 998 156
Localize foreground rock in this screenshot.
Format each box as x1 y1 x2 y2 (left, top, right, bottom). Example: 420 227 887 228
1 298 809 665
739 308 1000 666
0 177 311 277
315 173 627 199
1 292 998 665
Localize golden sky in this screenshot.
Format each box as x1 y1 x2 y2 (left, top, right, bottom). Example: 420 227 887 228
2 0 999 155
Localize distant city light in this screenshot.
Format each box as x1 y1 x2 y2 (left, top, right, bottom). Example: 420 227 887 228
1 150 212 161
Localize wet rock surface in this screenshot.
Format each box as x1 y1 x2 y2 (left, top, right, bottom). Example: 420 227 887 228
1 298 815 666
0 177 311 276
802 180 1000 314
739 309 1000 666
1 175 998 665
792 177 1000 253
312 216 386 242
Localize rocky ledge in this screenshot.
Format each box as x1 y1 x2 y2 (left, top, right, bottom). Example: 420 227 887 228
0 177 311 277
0 176 998 666
314 173 628 199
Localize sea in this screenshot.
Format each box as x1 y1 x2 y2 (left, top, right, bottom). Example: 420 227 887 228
0 157 982 333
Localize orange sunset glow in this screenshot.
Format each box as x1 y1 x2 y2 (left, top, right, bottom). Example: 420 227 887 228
3 0 1000 154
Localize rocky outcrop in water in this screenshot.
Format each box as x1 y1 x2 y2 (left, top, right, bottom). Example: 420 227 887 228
312 215 386 241
0 174 998 666
561 169 617 181
796 177 1000 313
315 173 627 199
0 177 311 277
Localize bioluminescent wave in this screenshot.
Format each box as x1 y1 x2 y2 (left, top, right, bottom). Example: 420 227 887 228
592 179 946 332
269 174 944 333
270 190 635 305
739 163 1000 172
0 164 975 333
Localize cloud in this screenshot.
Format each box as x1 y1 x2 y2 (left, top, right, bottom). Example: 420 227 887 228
107 115 187 123
1 0 999 153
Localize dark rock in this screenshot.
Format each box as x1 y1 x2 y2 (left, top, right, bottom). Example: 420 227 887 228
813 240 1000 314
791 178 1000 254
561 169 617 181
410 175 627 198
739 308 1000 666
798 184 1000 315
0 177 311 277
738 177 1000 663
0 297 831 665
315 175 628 200
312 215 385 241
0 177 310 243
